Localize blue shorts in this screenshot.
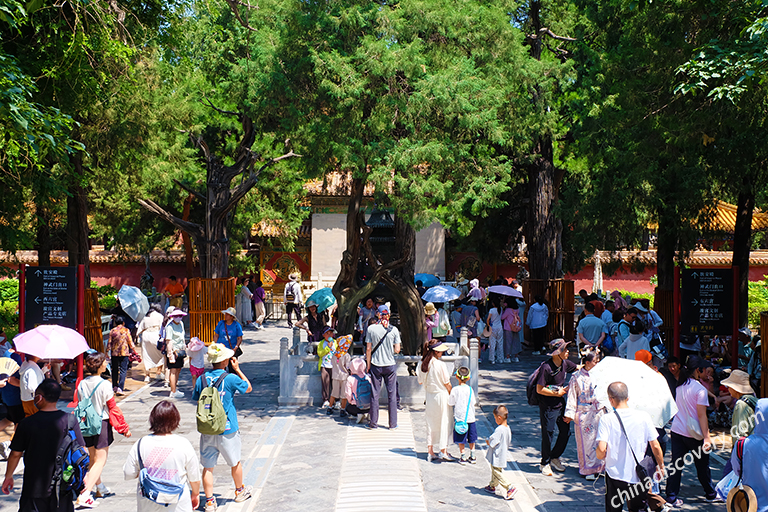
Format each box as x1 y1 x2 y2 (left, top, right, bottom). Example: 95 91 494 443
453 421 478 444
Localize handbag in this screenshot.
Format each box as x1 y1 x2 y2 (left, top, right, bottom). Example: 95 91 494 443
454 388 472 435
223 323 242 358
614 408 657 484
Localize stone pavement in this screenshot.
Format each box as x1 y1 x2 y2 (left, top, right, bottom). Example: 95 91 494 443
0 323 729 512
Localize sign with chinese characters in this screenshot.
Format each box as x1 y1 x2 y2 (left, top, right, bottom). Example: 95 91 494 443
681 269 733 335
25 267 77 331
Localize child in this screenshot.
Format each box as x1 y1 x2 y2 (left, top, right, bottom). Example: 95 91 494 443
448 366 477 463
345 357 372 423
187 336 206 383
329 334 353 416
317 326 336 410
484 405 517 500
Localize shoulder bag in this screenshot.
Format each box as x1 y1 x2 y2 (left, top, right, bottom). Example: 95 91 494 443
454 388 472 435
614 408 657 484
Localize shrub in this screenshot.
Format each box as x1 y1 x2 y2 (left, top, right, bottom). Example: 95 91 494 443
0 302 19 339
0 279 19 303
748 276 768 328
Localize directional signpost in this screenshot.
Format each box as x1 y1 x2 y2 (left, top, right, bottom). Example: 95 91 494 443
24 266 78 331
681 269 733 335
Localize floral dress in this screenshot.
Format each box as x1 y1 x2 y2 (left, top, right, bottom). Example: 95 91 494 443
564 367 606 476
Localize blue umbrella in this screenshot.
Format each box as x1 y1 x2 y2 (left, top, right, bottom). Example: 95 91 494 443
414 273 440 287
421 285 461 303
307 287 336 313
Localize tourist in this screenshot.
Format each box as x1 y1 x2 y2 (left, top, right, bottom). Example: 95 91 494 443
137 304 165 383
616 307 638 349
720 369 758 476
107 316 136 396
365 305 401 430
19 354 46 418
344 357 372 424
251 278 266 330
610 290 630 312
76 352 131 507
316 327 336 411
665 356 720 506
165 308 189 398
431 302 452 342
296 300 328 343
731 399 768 512
356 298 378 342
535 339 576 476
485 296 504 365
2 379 85 511
602 300 615 325
187 336 207 385
450 301 463 342
526 296 549 355
418 339 453 462
448 366 477 464
500 298 522 363
659 356 682 399
424 302 438 341
123 400 201 512
192 344 253 512
576 302 607 352
469 279 486 301
163 275 186 310
235 277 253 327
459 297 481 340
0 343 23 458
329 334 353 417
483 405 517 500
618 318 651 361
284 273 303 328
596 382 664 512
564 350 605 480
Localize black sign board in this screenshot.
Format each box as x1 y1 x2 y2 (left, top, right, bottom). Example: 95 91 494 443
681 269 733 335
25 267 78 331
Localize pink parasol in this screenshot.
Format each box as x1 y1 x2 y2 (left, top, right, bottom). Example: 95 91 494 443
14 325 90 360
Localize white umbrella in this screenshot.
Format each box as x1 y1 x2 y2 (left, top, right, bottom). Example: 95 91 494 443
117 285 150 323
421 285 462 303
487 285 523 298
589 356 678 428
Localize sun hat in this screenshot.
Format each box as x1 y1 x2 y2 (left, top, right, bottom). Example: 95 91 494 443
727 481 758 512
221 307 237 317
424 302 437 315
548 338 572 357
207 343 235 364
378 304 390 315
428 340 449 352
721 369 755 395
289 273 299 281
458 278 469 285
169 309 187 317
306 300 317 308
634 303 649 313
322 326 336 336
634 349 653 365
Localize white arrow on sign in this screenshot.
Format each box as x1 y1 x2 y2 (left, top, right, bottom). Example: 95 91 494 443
691 299 698 306
34 296 41 304
691 272 699 279
35 269 42 277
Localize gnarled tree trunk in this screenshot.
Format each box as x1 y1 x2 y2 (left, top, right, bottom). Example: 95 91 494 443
732 189 754 327
66 155 91 283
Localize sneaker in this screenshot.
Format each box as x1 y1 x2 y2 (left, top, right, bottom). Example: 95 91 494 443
505 486 518 500
483 485 496 495
204 497 217 512
75 494 98 508
666 498 683 508
326 407 333 415
321 401 330 409
356 414 367 424
0 441 10 460
532 351 541 355
115 388 124 396
489 360 495 365
460 452 468 464
706 496 724 504
334 402 341 410
94 483 112 497
503 358 511 363
540 464 554 476
660 505 673 512
437 452 455 462
550 458 566 472
144 376 150 383
585 474 597 481
234 485 253 503
512 357 520 363
427 453 434 463
340 410 348 418
469 451 477 464
170 390 184 398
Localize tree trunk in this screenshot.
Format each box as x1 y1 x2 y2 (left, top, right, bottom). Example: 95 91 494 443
66 156 90 283
732 190 754 327
35 202 51 267
656 217 676 291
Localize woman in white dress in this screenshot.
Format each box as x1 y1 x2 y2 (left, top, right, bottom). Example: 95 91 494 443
123 400 201 512
417 339 453 462
236 278 253 326
137 304 165 382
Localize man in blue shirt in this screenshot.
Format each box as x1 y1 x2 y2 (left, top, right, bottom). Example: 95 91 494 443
577 302 607 351
193 344 252 512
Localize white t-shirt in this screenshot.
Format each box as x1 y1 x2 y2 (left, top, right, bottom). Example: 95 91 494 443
448 384 476 423
19 360 44 402
619 334 651 360
123 434 201 512
188 345 206 369
597 408 657 483
670 379 708 438
77 375 114 420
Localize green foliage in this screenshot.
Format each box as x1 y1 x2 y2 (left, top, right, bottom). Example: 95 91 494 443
748 276 768 327
0 278 19 302
610 289 655 309
0 301 18 339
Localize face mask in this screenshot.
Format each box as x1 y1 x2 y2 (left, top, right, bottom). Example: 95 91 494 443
173 318 181 324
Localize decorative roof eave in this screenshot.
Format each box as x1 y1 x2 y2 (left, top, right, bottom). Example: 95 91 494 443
500 250 768 267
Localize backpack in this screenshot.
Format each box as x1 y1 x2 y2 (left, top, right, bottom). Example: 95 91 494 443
196 372 229 435
352 375 372 408
285 282 296 303
137 438 186 504
74 379 105 437
526 361 550 406
51 414 90 500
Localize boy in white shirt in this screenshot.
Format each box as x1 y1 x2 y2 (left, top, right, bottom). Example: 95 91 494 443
19 355 46 417
484 405 517 500
448 367 477 463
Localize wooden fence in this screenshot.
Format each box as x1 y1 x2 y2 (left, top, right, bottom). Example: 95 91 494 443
188 278 236 345
84 289 104 352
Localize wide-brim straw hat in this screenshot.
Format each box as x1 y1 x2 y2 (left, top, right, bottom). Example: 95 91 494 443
728 484 758 512
221 307 237 317
289 273 299 281
424 302 437 315
721 370 755 396
207 343 235 364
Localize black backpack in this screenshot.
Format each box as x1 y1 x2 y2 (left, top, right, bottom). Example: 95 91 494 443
526 361 550 406
51 414 90 501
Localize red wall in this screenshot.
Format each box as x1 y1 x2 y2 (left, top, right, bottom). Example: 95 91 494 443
89 263 190 292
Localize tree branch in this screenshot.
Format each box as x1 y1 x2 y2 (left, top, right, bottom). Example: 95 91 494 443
222 0 258 32
173 179 205 201
137 199 204 240
201 98 240 118
528 27 577 42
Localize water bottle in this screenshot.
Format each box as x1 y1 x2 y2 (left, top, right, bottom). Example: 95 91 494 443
62 465 74 482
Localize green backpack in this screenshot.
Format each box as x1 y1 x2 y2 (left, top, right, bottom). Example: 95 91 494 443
196 373 229 435
74 380 105 437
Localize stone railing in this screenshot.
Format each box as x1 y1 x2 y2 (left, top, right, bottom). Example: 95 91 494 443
278 327 479 406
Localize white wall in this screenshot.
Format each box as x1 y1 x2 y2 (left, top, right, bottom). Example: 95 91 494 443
415 222 445 278
310 213 347 282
